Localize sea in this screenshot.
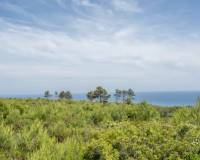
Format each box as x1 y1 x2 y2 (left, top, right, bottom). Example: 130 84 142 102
1 91 200 106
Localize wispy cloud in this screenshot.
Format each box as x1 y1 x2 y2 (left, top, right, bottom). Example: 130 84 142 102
0 0 200 93
111 0 141 12
73 0 98 7
1 18 200 75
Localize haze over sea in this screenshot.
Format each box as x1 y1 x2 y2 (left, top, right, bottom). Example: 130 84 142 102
1 91 200 106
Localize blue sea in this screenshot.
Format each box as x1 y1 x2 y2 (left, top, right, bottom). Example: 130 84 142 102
1 91 200 106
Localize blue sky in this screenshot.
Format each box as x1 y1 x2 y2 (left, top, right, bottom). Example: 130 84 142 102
0 0 200 94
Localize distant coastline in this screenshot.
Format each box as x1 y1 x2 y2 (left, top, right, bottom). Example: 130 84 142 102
1 91 200 106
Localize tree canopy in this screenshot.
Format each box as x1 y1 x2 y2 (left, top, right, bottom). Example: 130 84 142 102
44 90 51 98
87 86 110 103
114 89 136 104
58 91 72 100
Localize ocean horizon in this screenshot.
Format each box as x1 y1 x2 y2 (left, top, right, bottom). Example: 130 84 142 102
1 91 200 106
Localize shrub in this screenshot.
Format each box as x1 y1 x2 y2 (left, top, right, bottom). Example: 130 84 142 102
0 124 16 159
84 140 119 160
1 99 200 160
126 103 160 121
16 121 51 159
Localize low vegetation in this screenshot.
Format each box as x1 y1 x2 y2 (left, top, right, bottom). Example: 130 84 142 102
0 98 199 160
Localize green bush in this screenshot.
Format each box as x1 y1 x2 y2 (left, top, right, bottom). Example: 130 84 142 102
84 140 119 160
0 124 16 158
0 98 200 160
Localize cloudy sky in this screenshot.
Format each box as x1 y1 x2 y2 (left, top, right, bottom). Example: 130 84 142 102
0 0 200 94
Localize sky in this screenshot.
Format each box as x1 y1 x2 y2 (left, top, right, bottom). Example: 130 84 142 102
1 0 200 94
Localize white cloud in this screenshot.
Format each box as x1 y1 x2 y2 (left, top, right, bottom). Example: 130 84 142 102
1 19 200 78
111 0 141 12
73 0 97 7
1 1 200 93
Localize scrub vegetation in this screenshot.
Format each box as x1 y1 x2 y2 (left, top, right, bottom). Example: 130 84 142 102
0 97 200 160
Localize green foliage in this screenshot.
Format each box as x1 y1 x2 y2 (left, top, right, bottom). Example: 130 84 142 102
0 98 200 160
29 138 84 160
114 89 136 104
0 124 16 158
44 90 51 98
84 140 119 160
59 91 73 100
87 86 110 103
16 121 51 159
172 98 200 125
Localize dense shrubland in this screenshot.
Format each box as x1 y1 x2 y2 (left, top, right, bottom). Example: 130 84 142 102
0 98 200 160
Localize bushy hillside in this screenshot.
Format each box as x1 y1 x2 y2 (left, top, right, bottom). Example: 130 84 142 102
0 99 200 160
